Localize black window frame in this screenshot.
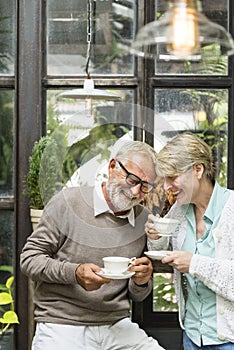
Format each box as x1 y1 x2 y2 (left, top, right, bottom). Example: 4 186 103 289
12 1 234 349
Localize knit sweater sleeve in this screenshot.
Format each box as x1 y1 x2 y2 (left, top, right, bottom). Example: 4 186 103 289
128 277 153 302
20 207 78 285
189 253 234 302
189 192 234 303
189 192 234 302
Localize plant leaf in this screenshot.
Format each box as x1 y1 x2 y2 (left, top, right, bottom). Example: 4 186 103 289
0 311 19 324
6 276 14 289
0 266 13 274
0 292 13 305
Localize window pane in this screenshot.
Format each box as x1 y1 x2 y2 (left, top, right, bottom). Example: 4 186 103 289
46 90 134 189
0 210 15 345
155 0 229 75
154 88 228 187
0 0 15 75
153 273 178 312
47 0 134 76
0 211 14 266
0 90 14 196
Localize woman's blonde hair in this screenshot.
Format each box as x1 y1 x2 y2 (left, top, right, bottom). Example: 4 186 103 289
156 132 216 182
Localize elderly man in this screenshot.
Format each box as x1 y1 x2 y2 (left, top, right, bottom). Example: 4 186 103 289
20 140 164 350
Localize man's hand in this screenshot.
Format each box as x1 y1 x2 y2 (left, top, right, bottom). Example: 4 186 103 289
128 257 153 286
76 263 112 291
162 250 193 273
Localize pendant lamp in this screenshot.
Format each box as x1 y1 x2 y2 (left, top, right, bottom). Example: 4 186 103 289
59 0 121 100
59 77 121 100
130 0 234 61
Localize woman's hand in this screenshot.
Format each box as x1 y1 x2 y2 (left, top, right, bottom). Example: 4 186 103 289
162 250 193 273
144 214 161 240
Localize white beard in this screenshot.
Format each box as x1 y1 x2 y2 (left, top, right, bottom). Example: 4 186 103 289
106 181 141 212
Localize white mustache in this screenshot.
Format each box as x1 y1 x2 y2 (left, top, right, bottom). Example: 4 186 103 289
122 188 140 200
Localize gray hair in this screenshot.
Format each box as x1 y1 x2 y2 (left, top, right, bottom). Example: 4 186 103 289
114 140 157 168
156 132 216 182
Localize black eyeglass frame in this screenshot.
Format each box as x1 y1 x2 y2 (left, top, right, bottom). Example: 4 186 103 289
117 161 155 194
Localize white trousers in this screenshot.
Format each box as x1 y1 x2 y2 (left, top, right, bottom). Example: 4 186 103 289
32 318 165 350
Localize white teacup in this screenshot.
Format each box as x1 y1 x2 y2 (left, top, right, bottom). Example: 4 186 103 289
153 217 180 236
102 256 134 274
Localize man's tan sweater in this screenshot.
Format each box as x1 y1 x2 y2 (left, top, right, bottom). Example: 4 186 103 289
20 187 152 325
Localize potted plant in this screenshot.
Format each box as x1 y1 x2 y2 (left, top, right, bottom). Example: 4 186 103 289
0 266 19 350
24 132 77 228
24 135 59 228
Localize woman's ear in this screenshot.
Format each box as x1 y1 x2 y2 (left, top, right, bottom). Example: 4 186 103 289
194 163 204 179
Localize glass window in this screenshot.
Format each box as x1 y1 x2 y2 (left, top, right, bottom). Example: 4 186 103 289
155 0 229 75
0 91 14 196
0 211 14 267
151 87 228 313
0 210 15 344
154 88 228 187
47 0 135 76
0 0 15 344
153 273 178 312
0 0 15 75
46 90 135 189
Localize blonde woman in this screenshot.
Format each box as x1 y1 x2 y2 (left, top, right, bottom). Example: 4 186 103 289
145 132 234 350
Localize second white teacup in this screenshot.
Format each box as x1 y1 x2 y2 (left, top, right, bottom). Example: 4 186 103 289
102 256 133 274
153 217 180 236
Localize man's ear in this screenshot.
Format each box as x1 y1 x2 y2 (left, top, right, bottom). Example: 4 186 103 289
194 163 204 179
108 158 117 177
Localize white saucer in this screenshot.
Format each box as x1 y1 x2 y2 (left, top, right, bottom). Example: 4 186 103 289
144 250 170 260
96 269 135 279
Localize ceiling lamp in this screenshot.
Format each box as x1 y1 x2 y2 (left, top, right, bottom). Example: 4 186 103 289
59 78 121 100
130 0 234 61
59 0 121 100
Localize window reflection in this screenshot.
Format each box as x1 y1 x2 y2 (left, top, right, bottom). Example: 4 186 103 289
0 211 14 267
151 87 228 313
46 90 134 186
0 0 15 75
47 0 134 75
153 273 178 312
155 0 229 75
0 91 14 196
154 88 228 186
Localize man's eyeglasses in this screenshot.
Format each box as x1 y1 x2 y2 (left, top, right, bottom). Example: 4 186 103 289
117 161 155 194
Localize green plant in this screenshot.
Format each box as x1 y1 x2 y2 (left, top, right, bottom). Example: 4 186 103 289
24 136 59 209
24 93 78 209
0 266 19 335
24 133 77 209
153 273 178 312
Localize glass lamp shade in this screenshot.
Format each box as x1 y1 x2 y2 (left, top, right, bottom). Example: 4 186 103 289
59 79 121 100
130 0 234 61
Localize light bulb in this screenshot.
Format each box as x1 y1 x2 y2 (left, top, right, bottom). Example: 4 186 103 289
167 1 200 59
128 0 234 60
195 110 206 122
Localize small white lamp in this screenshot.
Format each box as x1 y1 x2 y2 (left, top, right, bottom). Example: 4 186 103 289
59 0 121 100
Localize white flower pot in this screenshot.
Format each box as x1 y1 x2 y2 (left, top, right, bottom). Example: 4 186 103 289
30 208 43 231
